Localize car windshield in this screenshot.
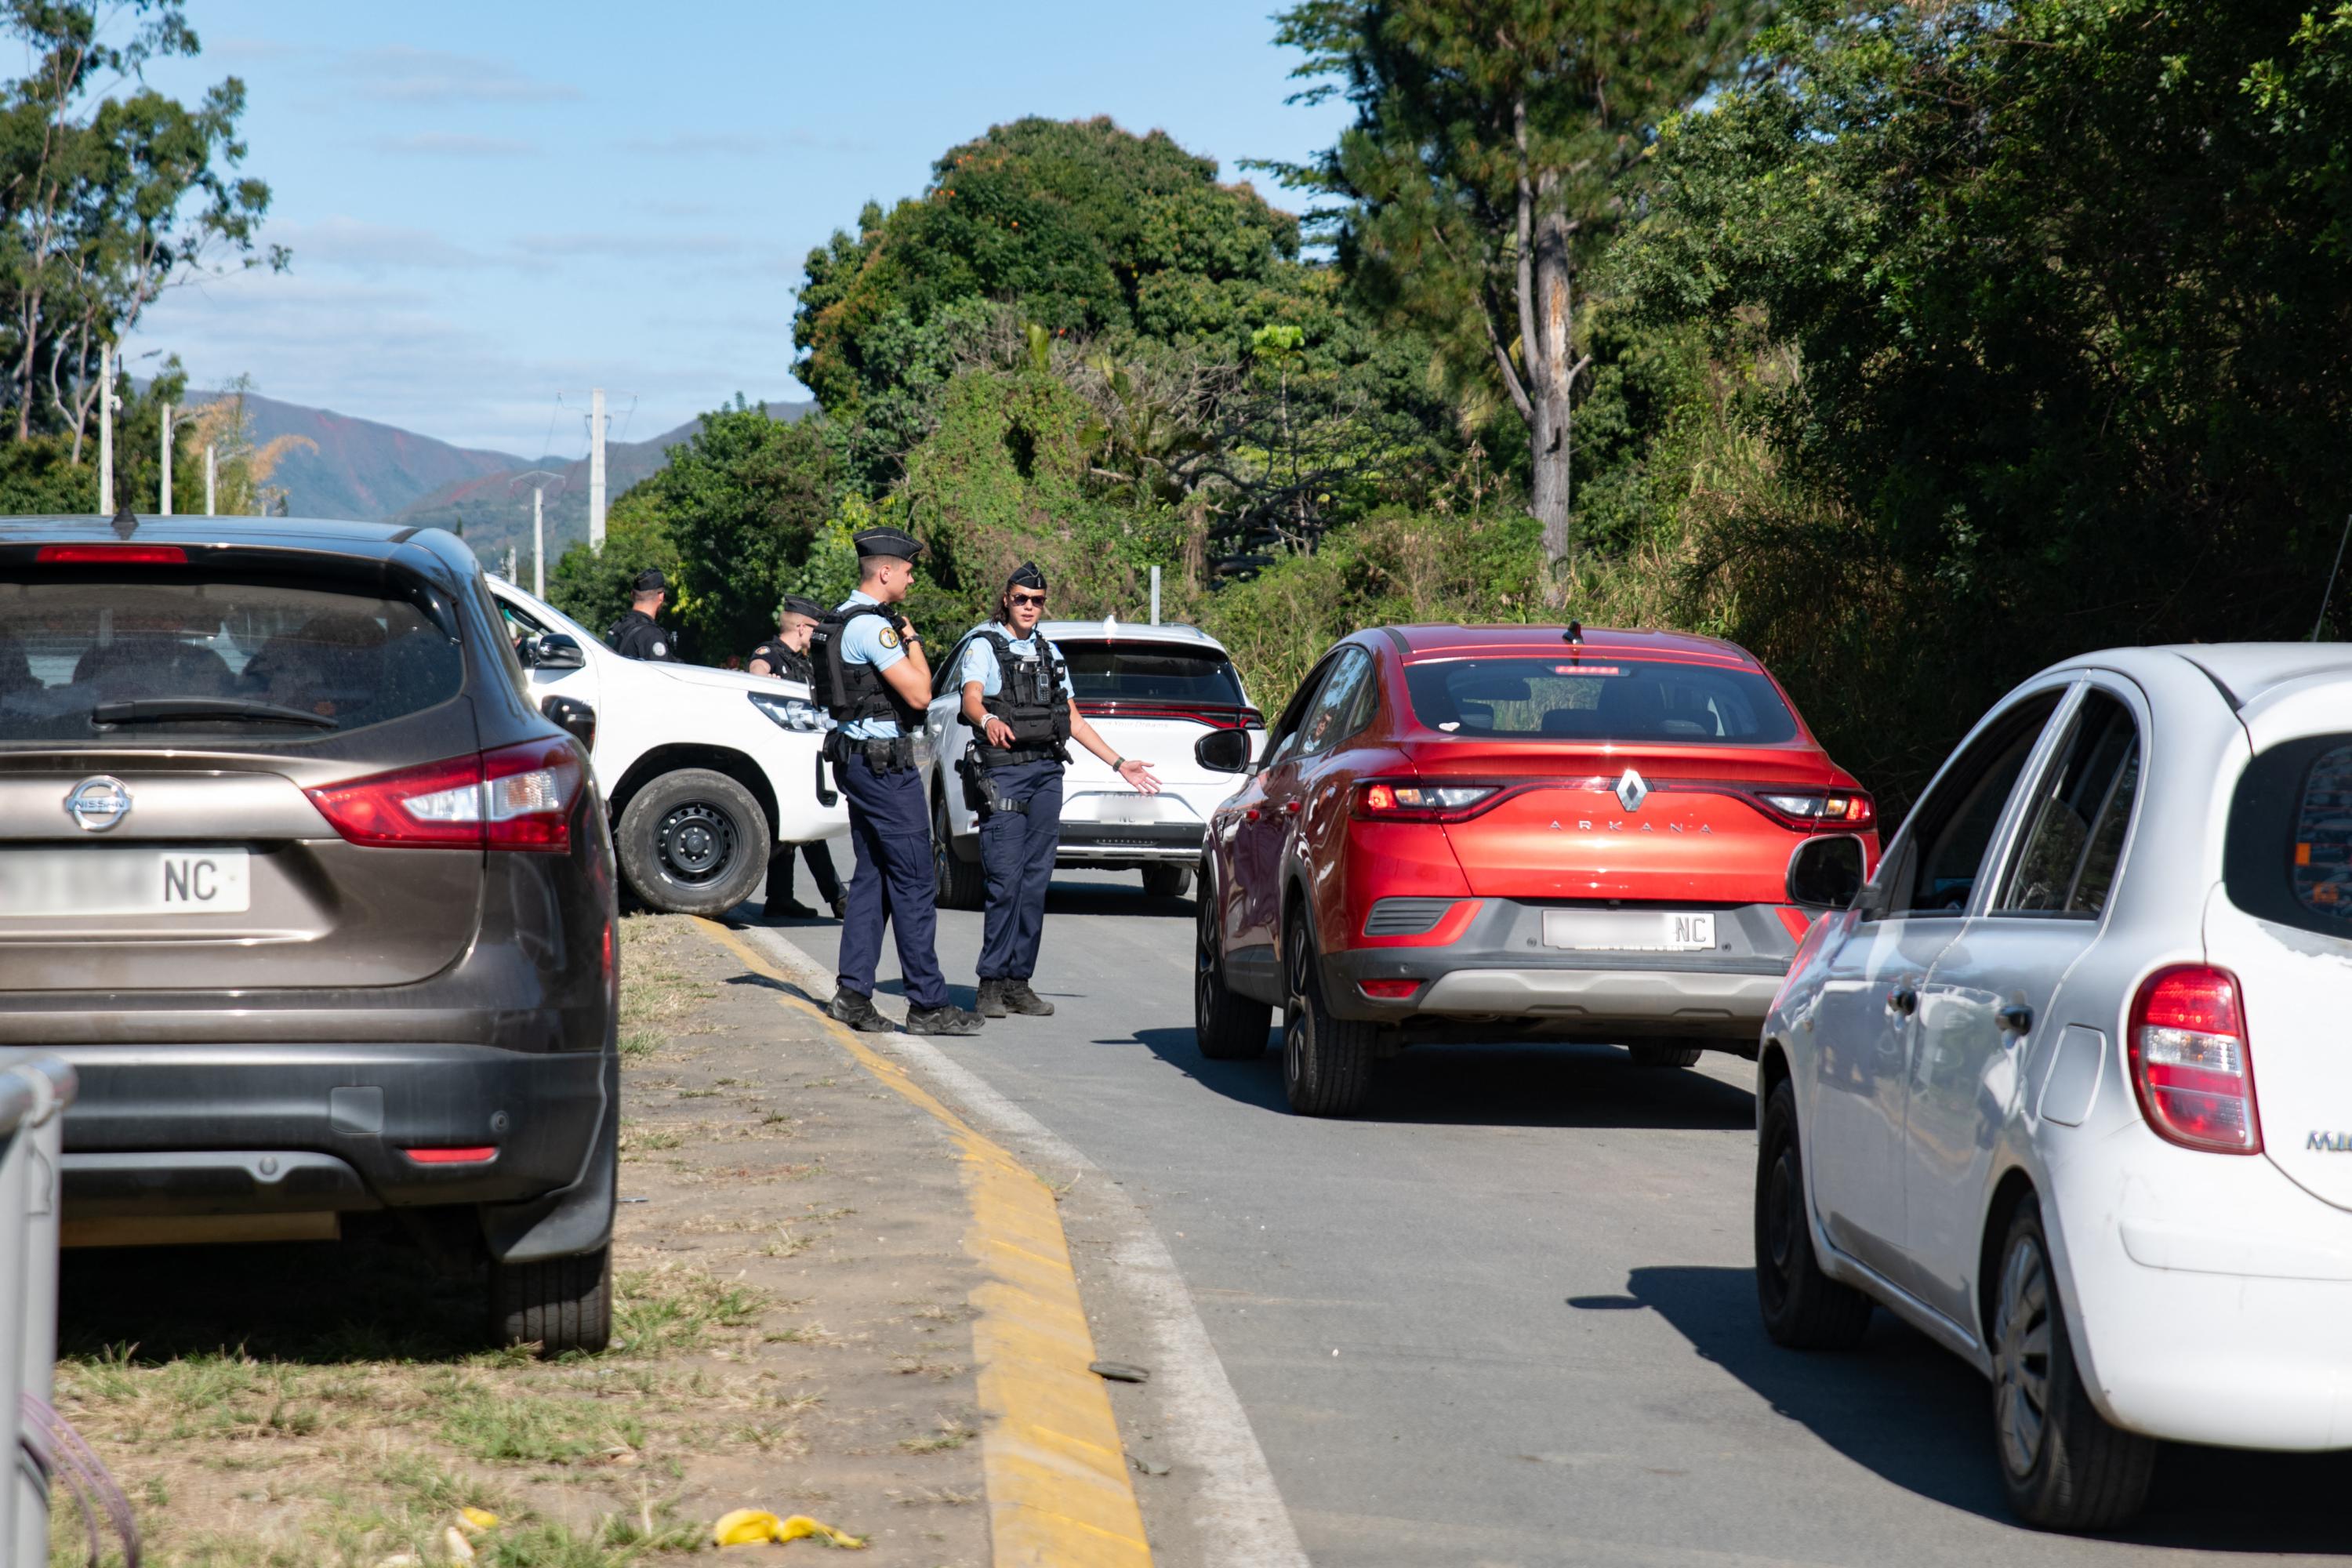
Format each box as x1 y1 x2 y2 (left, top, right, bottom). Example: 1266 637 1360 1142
1058 642 1246 706
1402 655 1800 743
0 572 462 742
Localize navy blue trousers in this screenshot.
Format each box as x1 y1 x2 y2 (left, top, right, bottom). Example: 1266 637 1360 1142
835 756 949 1010
977 759 1063 982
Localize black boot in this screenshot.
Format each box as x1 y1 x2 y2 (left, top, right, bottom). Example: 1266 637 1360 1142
826 989 889 1033
975 978 1008 1018
906 1002 984 1036
1001 980 1055 1017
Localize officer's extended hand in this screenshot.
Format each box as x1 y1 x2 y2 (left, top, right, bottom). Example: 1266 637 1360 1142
1118 758 1162 796
984 717 1016 749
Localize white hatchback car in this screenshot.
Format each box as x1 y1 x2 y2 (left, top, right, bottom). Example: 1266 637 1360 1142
920 619 1261 906
1761 644 2352 1530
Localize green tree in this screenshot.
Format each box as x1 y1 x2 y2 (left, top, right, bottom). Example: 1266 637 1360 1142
548 514 681 652
1624 0 2352 792
1269 0 1757 594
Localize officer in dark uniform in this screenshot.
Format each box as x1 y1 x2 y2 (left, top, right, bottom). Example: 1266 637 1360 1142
808 528 982 1036
606 568 681 661
958 562 1160 1018
749 594 844 920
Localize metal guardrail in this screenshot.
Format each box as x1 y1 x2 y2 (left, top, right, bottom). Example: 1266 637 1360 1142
1 1050 77 1565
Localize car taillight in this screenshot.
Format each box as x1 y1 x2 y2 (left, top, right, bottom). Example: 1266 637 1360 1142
36 543 188 564
2129 964 2261 1155
1354 781 1501 819
1756 791 1875 829
307 739 582 852
1358 978 1421 1000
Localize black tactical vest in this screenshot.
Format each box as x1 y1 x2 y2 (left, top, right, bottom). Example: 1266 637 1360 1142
810 604 918 725
968 628 1071 767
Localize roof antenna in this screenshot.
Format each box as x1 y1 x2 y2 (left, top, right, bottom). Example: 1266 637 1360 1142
1563 620 1583 645
2313 513 2352 641
110 503 139 539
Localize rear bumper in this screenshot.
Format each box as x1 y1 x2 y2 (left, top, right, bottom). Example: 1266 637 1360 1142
1323 898 1795 1039
1054 822 1203 863
56 1042 615 1261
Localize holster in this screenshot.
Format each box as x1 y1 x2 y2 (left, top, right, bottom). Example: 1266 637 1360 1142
960 749 1027 817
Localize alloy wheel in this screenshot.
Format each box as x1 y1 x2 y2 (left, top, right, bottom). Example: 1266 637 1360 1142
656 800 737 886
1194 891 1220 1022
1993 1229 2054 1479
1282 922 1310 1095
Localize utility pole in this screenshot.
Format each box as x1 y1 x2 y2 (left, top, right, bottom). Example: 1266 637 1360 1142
1149 564 1161 625
534 488 546 597
96 343 115 516
158 402 172 515
204 445 216 517
588 387 607 552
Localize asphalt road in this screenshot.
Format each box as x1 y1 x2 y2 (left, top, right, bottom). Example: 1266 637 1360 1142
760 852 2351 1566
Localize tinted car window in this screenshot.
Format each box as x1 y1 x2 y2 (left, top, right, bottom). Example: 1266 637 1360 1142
1886 694 2063 916
0 572 462 741
1997 692 2140 917
1058 643 1245 705
2226 733 2352 938
1402 657 1798 743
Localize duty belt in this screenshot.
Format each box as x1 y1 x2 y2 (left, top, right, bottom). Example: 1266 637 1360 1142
825 729 916 776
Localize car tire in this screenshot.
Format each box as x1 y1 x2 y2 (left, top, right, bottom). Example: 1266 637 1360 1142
1628 1040 1704 1069
490 1244 612 1356
616 769 769 916
1991 1199 2156 1531
1282 911 1375 1116
1142 863 1193 901
1755 1078 1875 1350
932 789 985 911
1195 871 1271 1060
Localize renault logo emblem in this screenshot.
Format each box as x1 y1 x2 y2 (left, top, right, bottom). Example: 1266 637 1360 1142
1615 768 1648 813
65 775 132 833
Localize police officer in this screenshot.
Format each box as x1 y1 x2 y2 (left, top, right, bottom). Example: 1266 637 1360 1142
809 529 982 1036
749 595 845 921
606 568 681 661
959 562 1160 1018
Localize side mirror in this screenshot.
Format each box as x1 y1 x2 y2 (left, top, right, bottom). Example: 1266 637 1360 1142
522 632 586 671
1786 835 1866 909
1195 728 1252 774
539 694 596 752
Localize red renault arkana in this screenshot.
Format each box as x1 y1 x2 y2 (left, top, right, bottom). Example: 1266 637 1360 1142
1195 624 1879 1115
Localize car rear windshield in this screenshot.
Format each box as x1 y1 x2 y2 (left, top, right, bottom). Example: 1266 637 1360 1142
1058 643 1246 706
2225 732 2352 939
0 572 462 742
1403 655 1800 744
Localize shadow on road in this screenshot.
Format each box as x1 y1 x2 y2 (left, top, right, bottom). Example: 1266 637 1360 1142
1592 1265 2352 1554
1130 1029 1755 1131
1040 880 1194 919
58 1224 485 1365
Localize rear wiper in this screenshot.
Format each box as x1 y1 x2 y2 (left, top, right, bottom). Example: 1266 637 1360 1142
92 698 339 730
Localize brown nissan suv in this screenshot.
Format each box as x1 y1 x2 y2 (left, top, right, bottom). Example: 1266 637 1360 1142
0 515 619 1352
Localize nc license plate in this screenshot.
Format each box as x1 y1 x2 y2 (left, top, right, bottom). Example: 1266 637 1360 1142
0 848 252 916
1542 909 1716 952
1097 795 1158 824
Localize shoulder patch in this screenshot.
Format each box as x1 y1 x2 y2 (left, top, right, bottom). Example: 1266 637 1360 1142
651 641 666 656
878 626 902 650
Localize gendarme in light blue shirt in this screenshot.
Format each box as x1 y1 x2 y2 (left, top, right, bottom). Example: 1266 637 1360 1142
837 590 909 739
957 624 1075 700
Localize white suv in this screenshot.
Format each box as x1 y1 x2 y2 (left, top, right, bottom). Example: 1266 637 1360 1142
489 577 844 915
920 619 1260 905
1761 644 2352 1530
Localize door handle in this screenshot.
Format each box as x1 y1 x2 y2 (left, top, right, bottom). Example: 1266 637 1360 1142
1281 800 1302 816
1998 1003 2034 1036
1886 983 1918 1017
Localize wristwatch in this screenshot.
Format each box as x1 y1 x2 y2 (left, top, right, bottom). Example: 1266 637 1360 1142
1112 756 1128 771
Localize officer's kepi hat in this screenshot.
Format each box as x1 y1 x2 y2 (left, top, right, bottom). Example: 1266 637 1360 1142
852 527 924 562
633 567 668 593
779 593 824 619
1007 561 1047 591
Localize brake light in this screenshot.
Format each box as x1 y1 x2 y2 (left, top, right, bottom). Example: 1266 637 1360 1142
403 1146 497 1164
1756 791 1875 829
307 739 581 851
1358 978 1421 1000
36 544 187 564
1355 781 1501 819
2129 965 2261 1154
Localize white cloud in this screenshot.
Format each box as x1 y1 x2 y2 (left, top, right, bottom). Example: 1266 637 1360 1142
269 216 490 272
373 132 543 158
335 46 579 105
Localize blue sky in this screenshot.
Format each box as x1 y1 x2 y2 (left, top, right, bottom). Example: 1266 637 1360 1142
125 2 1352 459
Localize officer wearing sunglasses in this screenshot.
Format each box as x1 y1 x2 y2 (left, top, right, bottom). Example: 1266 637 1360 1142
957 563 1160 1018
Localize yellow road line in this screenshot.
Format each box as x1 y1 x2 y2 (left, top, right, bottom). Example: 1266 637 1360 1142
692 919 1153 1567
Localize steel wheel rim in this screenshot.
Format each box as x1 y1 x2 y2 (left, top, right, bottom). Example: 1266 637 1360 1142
1761 1140 1799 1307
1993 1232 2054 1478
657 801 736 884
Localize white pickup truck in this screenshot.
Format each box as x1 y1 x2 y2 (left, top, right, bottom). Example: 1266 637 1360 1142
488 577 846 915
